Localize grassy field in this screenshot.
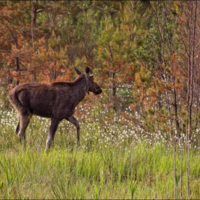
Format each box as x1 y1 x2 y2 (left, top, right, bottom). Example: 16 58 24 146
0 108 200 199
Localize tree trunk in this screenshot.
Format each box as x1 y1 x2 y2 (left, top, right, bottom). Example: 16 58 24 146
112 72 116 112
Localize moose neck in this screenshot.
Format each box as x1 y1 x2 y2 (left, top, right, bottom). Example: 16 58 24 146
72 74 89 104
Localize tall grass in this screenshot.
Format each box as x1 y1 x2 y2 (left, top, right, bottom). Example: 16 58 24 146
0 109 200 199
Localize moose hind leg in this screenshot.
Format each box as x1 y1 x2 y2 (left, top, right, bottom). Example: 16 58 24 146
66 116 80 145
46 118 60 151
18 114 31 143
15 119 20 135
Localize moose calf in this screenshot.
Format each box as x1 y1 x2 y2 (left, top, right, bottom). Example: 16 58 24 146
8 67 102 150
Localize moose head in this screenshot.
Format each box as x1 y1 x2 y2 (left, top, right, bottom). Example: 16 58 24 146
74 66 102 95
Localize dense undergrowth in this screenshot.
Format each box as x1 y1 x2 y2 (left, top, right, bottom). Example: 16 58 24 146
0 106 200 199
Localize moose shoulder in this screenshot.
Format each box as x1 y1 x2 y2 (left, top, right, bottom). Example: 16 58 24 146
8 67 102 150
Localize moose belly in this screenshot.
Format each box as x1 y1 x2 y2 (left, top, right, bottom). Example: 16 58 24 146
30 100 53 118
32 108 52 118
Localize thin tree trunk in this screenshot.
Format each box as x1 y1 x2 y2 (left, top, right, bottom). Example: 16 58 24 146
186 2 197 198
196 94 199 126
112 72 116 111
31 0 36 82
180 122 183 200
172 64 177 199
173 132 177 199
4 21 20 85
15 57 19 85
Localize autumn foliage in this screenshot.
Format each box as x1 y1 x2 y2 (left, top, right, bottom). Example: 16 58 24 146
0 0 200 138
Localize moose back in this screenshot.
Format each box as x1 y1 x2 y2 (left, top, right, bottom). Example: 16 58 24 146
8 67 102 150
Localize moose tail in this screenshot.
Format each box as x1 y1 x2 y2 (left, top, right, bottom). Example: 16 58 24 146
8 88 23 135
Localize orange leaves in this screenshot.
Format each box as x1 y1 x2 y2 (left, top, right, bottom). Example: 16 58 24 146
1 6 13 18
38 46 45 51
156 80 166 94
171 53 178 61
44 68 50 75
17 35 24 48
11 44 20 55
40 74 50 84
10 70 19 77
100 82 107 89
155 70 162 76
146 87 159 107
98 47 103 53
121 111 126 118
105 102 113 109
149 88 158 97
175 83 183 91
38 37 46 45
54 73 71 82
10 70 20 81
156 113 167 123
135 67 151 85
121 111 138 122
166 82 173 91
135 72 141 84
0 70 5 78
130 103 135 111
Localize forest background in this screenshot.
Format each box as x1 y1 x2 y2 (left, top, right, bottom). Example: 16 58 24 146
0 0 200 199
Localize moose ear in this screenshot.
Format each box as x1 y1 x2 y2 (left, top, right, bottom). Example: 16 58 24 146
74 67 82 75
85 66 91 75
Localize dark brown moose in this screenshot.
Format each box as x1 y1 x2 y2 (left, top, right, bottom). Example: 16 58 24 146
8 67 102 150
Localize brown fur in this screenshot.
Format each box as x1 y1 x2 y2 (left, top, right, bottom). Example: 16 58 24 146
8 67 102 150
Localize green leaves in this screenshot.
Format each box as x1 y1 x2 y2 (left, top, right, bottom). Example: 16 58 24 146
0 182 3 190
130 180 137 199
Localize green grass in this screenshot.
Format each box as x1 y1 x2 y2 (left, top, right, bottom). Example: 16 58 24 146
0 110 200 199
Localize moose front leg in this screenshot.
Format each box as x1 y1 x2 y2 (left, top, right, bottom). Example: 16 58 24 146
46 118 60 151
66 116 80 145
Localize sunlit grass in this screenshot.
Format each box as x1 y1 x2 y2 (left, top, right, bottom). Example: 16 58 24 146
0 108 200 199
